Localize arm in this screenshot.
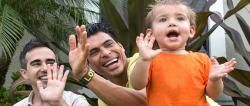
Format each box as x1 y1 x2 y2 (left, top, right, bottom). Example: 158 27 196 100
37 63 69 106
206 57 236 99
131 33 161 90
68 25 146 106
87 74 146 106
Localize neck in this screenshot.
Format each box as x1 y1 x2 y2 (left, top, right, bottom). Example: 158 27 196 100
161 48 188 54
108 70 128 87
32 86 49 106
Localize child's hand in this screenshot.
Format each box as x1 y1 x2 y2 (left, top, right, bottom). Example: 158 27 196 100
209 57 237 81
136 32 162 61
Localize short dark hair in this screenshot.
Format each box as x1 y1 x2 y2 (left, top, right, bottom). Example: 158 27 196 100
86 23 117 40
19 39 55 69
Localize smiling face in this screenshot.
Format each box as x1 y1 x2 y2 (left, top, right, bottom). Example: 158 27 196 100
20 47 56 89
87 32 127 79
148 4 195 51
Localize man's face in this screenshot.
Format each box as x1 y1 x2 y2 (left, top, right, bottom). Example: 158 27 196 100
21 47 56 89
87 32 127 79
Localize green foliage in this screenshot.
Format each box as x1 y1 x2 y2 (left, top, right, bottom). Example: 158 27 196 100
0 86 12 106
0 71 31 105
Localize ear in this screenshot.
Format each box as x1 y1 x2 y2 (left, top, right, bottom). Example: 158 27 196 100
20 69 29 80
189 25 196 38
117 42 124 49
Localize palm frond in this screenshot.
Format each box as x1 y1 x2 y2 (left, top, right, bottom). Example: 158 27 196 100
0 5 24 58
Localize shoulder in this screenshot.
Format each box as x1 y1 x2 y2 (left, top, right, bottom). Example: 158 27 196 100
13 97 29 106
62 91 90 106
191 52 210 60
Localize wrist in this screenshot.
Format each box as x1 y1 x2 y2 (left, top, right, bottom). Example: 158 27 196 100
79 69 95 85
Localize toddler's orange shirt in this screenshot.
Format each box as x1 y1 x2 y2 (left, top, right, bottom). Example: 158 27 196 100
147 52 210 106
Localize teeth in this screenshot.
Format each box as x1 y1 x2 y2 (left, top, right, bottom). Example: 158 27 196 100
104 58 118 67
39 76 48 80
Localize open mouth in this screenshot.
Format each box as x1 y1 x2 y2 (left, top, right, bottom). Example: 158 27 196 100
166 30 179 38
103 57 119 67
38 75 48 80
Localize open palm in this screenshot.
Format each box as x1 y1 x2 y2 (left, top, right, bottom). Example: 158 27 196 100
209 57 236 81
69 25 89 80
136 32 161 61
37 63 69 102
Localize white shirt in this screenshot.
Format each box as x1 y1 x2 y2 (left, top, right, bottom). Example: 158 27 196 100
14 91 90 106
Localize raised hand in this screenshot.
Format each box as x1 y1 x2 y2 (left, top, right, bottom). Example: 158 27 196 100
209 57 237 81
69 25 89 80
136 32 162 61
37 63 69 105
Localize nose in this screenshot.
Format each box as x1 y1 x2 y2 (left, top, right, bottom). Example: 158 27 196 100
41 63 48 72
100 48 111 57
168 19 177 27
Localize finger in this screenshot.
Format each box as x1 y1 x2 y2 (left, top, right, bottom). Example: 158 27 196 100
210 57 219 65
37 80 44 91
69 35 77 51
58 65 64 81
62 70 69 83
80 25 86 32
144 33 149 43
75 26 82 44
81 31 88 50
82 43 90 62
47 64 52 80
52 63 58 80
148 36 155 48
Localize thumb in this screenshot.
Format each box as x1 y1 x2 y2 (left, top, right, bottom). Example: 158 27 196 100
211 56 219 65
37 80 44 92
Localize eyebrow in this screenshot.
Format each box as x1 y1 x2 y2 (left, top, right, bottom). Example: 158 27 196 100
89 39 114 52
30 59 56 65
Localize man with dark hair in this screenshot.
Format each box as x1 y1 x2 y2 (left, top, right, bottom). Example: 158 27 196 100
15 39 90 106
68 23 146 106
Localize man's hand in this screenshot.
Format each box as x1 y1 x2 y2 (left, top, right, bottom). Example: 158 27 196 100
136 32 161 61
37 63 69 105
69 25 89 80
209 57 237 81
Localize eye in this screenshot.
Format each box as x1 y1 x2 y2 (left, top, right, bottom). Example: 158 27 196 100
159 17 167 22
47 60 55 65
89 49 99 56
177 16 185 21
104 41 114 48
31 62 41 66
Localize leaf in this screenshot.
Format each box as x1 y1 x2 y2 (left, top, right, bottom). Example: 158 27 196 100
0 5 24 58
224 0 250 19
227 0 250 45
100 0 128 49
192 12 213 39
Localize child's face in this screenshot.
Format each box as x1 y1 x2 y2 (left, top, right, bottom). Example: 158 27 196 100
149 4 195 51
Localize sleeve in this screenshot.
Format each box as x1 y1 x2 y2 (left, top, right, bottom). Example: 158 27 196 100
72 96 91 106
64 91 91 106
202 53 211 85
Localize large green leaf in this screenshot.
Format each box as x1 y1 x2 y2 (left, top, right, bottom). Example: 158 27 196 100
224 0 250 19
100 0 128 49
226 0 250 44
210 13 250 66
188 0 249 51
0 5 24 58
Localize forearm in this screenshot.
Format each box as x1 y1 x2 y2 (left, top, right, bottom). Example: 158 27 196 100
130 59 150 90
87 74 146 106
206 79 224 99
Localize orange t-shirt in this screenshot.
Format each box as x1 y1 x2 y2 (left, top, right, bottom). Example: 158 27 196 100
147 52 211 106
